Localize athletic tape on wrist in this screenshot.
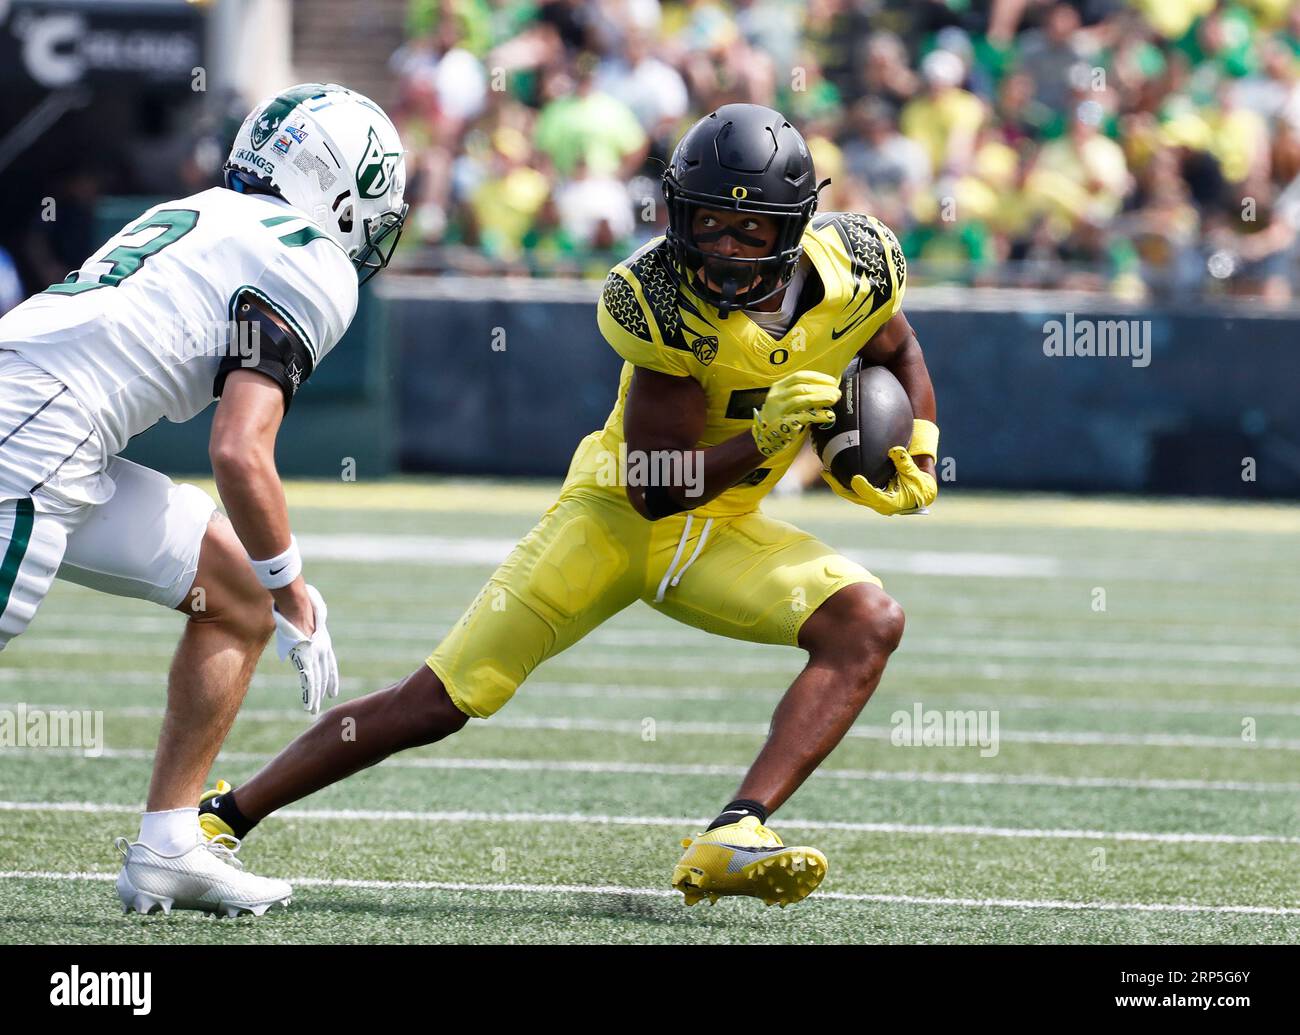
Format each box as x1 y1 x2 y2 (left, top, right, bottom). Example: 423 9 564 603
909 419 939 459
248 535 302 590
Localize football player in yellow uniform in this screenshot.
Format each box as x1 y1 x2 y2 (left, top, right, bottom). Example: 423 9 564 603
199 104 939 909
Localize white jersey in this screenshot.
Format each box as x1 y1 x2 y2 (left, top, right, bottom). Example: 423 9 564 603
0 187 358 456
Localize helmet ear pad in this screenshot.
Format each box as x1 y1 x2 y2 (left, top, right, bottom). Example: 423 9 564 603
331 190 355 235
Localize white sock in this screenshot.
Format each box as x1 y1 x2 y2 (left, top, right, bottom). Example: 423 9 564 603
138 807 199 855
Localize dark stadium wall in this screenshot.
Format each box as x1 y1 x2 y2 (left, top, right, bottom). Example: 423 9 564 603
391 285 1300 500
902 306 1298 498
121 279 1300 499
390 287 625 478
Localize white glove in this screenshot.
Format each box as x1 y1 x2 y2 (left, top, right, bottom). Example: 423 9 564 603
273 584 339 715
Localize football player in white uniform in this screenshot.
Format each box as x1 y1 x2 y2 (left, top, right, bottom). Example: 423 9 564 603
0 83 407 916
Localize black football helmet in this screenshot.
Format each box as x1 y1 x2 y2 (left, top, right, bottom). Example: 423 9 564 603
662 104 827 315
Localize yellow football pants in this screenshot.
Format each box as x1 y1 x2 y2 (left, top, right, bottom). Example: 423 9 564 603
427 488 879 718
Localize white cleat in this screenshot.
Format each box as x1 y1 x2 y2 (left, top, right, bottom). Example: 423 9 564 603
114 835 292 918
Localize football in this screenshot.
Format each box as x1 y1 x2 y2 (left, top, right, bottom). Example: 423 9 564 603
810 359 914 489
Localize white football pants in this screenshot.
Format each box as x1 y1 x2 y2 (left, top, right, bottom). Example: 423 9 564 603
0 350 216 650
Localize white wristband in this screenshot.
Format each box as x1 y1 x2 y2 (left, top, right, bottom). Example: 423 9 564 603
248 535 302 590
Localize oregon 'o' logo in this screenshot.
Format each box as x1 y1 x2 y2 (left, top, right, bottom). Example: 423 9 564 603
770 348 789 365
731 186 748 199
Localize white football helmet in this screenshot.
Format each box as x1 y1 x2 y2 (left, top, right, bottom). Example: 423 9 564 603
225 83 409 283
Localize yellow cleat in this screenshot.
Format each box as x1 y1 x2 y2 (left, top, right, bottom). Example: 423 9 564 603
671 815 827 908
197 779 236 843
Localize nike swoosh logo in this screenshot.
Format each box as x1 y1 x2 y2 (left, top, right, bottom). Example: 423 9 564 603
269 565 287 576
718 843 784 855
831 280 878 339
831 299 876 339
830 319 869 340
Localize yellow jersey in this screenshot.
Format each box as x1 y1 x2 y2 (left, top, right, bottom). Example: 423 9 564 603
565 211 907 519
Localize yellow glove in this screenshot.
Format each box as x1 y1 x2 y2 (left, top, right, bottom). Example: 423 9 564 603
823 420 940 516
751 370 841 457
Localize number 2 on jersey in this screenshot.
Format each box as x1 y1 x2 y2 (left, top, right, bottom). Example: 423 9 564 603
45 208 199 295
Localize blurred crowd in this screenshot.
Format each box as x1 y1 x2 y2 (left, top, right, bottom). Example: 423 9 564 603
390 0 1300 301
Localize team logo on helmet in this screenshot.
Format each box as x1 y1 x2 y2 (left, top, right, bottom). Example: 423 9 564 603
250 85 325 150
357 126 400 199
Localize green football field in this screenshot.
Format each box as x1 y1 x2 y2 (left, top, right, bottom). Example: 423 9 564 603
1 479 1297 944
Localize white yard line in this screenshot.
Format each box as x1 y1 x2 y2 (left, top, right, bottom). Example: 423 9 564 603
13 636 1300 676
461 715 1300 750
0 869 1297 916
7 660 1300 695
23 610 1300 651
522 683 1300 717
0 700 1292 749
7 746 1298 794
1 800 1295 845
0 700 1293 750
290 533 1065 580
0 669 371 692
19 612 1300 669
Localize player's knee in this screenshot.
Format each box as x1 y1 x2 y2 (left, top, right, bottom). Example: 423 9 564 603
236 595 277 646
864 592 906 657
184 516 274 646
199 588 275 648
805 583 905 670
387 666 469 747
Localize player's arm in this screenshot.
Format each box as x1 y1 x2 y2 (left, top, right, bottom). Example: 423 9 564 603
209 365 309 625
621 368 760 519
858 310 938 479
623 366 840 519
209 295 339 713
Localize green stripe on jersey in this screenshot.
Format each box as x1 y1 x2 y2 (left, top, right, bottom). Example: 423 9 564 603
276 225 334 249
261 215 346 254
0 497 35 623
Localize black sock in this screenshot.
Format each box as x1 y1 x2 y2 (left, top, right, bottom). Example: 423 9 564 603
199 788 256 840
707 799 768 831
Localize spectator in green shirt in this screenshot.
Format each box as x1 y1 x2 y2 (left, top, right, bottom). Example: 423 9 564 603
534 55 649 179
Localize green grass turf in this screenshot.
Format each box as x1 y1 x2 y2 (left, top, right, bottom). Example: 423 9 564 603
0 481 1297 944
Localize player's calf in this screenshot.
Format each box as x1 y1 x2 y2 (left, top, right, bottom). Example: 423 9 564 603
368 664 471 751
143 513 273 817
728 583 904 817
200 664 468 841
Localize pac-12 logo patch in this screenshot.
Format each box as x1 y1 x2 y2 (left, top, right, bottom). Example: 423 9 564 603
690 335 718 366
356 126 400 199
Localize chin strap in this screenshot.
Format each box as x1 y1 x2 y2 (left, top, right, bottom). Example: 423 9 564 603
718 277 739 318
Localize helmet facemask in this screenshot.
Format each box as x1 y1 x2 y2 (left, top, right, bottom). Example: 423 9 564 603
664 178 821 315
352 203 409 285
